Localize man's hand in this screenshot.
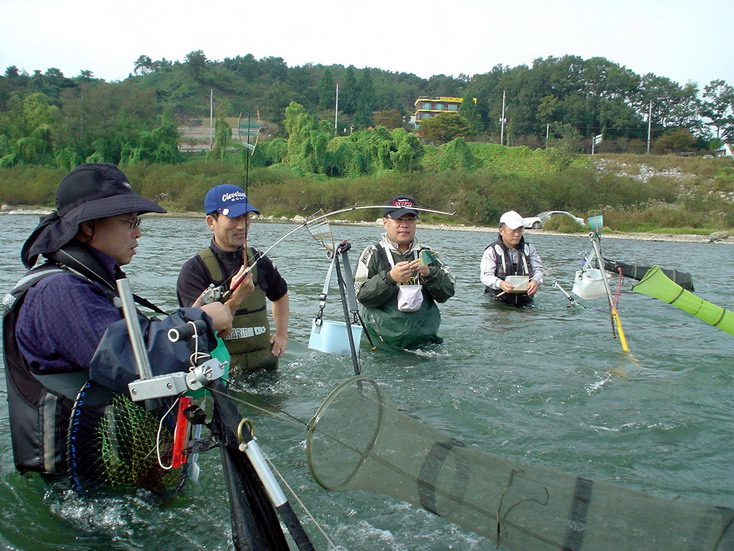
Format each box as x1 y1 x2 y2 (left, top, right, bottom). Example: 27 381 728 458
224 268 254 313
390 260 426 283
270 333 288 358
527 280 539 296
200 302 235 338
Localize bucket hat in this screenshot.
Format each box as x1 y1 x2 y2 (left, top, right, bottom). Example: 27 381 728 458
204 184 260 217
384 196 419 218
21 163 166 268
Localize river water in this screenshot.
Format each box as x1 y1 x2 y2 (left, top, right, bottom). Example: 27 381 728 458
0 214 732 550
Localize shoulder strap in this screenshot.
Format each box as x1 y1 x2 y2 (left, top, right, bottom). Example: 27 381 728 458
198 247 224 283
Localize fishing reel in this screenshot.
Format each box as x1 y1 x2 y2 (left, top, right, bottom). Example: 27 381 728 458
127 320 226 402
199 283 224 305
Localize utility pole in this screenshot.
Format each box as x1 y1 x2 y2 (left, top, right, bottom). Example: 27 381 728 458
500 90 506 146
646 100 652 154
334 83 339 136
209 89 214 147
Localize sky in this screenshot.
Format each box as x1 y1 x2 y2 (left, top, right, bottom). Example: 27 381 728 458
1 0 731 92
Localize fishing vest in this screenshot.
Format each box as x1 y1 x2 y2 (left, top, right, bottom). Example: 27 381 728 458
2 245 120 474
485 238 533 306
198 247 271 356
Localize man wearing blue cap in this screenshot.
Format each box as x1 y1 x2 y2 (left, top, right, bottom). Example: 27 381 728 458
177 184 289 373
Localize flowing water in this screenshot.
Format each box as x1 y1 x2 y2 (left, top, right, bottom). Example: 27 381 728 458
0 213 732 550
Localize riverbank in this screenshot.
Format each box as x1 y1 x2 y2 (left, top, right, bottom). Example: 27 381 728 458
3 205 731 244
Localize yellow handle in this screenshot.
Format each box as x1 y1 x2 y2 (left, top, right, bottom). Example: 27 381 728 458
612 308 629 353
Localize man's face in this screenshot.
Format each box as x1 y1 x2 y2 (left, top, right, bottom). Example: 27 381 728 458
383 214 417 247
86 213 142 265
499 225 523 248
207 213 250 251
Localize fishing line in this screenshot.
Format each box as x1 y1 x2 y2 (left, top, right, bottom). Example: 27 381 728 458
207 383 350 550
211 382 308 430
260 445 340 550
155 395 184 469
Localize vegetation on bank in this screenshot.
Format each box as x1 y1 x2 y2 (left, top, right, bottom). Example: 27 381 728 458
2 149 732 234
0 50 734 172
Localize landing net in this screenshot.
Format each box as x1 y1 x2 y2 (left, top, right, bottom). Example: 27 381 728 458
67 382 187 497
306 377 734 551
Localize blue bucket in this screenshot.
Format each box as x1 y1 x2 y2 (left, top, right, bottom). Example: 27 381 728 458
308 319 363 355
588 215 604 231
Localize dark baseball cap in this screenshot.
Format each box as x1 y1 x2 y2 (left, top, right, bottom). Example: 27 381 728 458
384 196 419 218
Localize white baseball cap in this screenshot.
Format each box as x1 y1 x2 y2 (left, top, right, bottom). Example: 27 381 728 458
499 210 524 230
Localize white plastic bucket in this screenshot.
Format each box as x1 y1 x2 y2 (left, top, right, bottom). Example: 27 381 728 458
308 319 363 355
572 269 611 299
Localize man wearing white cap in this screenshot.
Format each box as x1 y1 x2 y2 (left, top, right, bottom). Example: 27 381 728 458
480 210 544 306
177 184 289 373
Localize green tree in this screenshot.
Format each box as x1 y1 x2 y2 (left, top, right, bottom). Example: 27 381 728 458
700 79 734 140
284 101 327 173
418 112 472 145
185 50 208 82
390 127 423 171
341 66 358 115
133 55 155 76
459 96 482 134
0 92 61 166
318 68 335 110
653 128 697 154
373 109 404 129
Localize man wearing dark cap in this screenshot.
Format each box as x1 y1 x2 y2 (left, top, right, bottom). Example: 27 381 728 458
3 163 247 477
354 196 455 349
177 184 289 373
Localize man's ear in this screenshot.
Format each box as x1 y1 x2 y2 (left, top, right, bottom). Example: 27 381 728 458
77 220 95 240
205 214 216 231
382 216 389 229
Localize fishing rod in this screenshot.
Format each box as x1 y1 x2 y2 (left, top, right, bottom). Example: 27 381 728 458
205 204 456 304
588 232 630 352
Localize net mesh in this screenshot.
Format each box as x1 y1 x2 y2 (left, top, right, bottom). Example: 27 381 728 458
68 382 187 497
305 210 334 256
307 377 734 551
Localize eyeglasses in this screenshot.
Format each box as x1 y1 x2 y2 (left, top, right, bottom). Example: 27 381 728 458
119 216 143 230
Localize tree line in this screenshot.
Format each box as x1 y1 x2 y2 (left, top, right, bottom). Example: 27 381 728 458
1 52 733 171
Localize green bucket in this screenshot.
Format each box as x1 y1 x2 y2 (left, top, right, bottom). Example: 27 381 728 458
588 215 603 231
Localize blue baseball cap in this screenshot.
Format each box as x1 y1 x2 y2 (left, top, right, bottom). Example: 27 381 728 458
204 184 260 217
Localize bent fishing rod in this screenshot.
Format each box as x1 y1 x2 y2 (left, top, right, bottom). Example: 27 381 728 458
203 204 456 304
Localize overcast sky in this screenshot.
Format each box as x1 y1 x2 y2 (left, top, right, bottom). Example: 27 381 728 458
1 0 730 92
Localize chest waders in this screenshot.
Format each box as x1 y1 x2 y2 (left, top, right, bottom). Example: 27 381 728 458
486 239 533 307
199 248 275 370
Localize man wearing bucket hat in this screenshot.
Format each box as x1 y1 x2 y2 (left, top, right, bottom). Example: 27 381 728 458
3 163 244 476
354 196 455 349
177 184 289 373
480 210 544 306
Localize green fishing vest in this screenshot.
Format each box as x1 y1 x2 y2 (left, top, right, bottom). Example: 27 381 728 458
199 247 271 356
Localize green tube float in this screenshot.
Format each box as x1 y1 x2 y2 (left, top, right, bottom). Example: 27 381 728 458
632 265 734 337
